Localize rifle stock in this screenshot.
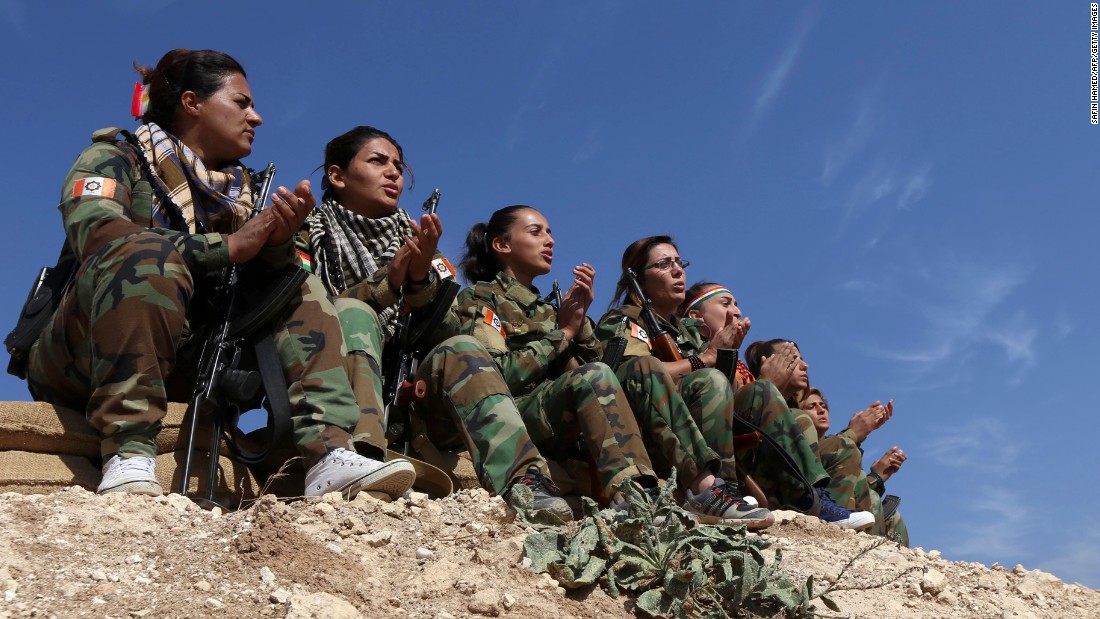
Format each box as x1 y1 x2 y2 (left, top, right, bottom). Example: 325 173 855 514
624 268 684 363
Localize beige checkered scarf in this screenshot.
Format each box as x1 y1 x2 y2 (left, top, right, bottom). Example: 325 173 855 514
135 123 254 233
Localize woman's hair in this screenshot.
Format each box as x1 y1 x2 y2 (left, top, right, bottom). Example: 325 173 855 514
744 338 800 378
610 235 676 308
680 280 721 317
134 49 245 132
460 205 533 283
319 125 413 202
801 386 827 410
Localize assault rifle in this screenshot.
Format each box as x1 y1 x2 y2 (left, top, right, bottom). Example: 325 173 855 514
382 189 461 454
179 163 308 503
623 268 684 362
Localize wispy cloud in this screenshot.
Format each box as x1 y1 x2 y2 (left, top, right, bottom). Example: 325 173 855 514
821 89 879 187
573 127 603 163
1040 521 1100 588
847 256 1035 387
950 486 1031 558
748 8 818 131
896 165 933 211
923 416 1021 474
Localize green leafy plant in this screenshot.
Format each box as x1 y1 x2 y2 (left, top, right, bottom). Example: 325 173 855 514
520 479 819 618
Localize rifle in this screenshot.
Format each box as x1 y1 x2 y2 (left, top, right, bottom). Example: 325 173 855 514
541 280 562 315
623 268 684 362
382 189 461 454
179 163 306 504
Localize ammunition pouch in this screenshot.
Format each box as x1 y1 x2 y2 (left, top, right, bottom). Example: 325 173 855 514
5 249 76 379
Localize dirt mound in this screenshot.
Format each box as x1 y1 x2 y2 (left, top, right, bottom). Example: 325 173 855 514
0 488 1095 618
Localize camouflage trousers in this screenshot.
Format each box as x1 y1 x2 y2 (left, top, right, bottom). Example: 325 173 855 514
733 380 829 508
27 231 362 466
817 432 910 546
334 300 549 496
516 362 656 497
615 356 726 487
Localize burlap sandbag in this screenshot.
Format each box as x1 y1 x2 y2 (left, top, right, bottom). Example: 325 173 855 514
0 401 225 457
155 451 260 507
0 450 99 494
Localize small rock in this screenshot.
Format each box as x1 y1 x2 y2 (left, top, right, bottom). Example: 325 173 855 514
210 506 222 518
134 576 152 585
166 494 194 513
90 569 107 581
314 502 335 516
270 588 291 605
468 589 500 616
91 596 106 606
906 581 922 597
364 531 394 547
205 597 225 610
325 542 344 554
130 609 152 617
938 589 958 606
921 569 946 596
501 592 516 609
435 613 456 619
260 566 275 586
1013 564 1027 575
454 580 478 595
466 522 489 534
126 554 143 564
926 549 942 560
407 491 429 508
95 583 117 597
1 591 13 602
416 548 434 559
60 583 80 598
195 580 212 592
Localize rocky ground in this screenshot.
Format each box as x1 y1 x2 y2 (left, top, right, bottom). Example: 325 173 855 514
0 487 1095 619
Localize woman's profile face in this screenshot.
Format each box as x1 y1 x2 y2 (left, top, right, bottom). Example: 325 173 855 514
494 208 554 283
641 243 686 313
327 137 405 218
189 72 262 167
691 290 740 334
802 393 830 435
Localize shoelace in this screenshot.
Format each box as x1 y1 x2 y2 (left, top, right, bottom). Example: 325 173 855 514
518 471 559 495
113 457 155 475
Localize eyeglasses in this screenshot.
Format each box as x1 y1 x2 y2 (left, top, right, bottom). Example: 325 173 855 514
644 257 689 272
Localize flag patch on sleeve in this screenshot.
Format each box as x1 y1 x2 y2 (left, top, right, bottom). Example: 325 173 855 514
297 250 313 272
630 322 652 349
483 308 505 337
72 177 117 199
432 257 456 279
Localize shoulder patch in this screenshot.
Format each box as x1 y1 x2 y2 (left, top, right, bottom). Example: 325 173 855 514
630 322 652 349
72 177 116 199
432 256 456 280
483 307 505 337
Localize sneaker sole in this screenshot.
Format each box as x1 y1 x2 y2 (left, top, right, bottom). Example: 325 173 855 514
833 513 876 531
694 511 775 530
340 460 416 501
97 480 164 497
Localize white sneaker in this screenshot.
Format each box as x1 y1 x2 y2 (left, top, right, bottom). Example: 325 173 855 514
97 455 163 496
304 448 415 500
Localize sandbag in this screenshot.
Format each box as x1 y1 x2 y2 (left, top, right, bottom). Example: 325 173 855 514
155 451 260 507
0 450 99 494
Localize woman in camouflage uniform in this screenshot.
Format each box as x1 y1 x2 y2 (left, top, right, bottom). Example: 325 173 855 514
298 128 578 518
802 387 910 545
25 49 414 501
455 207 767 526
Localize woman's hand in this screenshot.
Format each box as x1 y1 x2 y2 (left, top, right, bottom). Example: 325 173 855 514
848 400 892 442
700 316 751 366
870 445 907 482
757 342 800 394
406 213 442 284
558 263 595 340
228 180 314 263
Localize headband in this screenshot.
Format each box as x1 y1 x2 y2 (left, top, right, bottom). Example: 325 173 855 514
685 286 731 313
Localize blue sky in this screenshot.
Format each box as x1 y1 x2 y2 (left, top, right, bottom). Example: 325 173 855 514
2 2 1097 588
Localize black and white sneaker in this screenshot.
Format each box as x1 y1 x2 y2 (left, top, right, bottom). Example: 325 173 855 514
685 480 773 530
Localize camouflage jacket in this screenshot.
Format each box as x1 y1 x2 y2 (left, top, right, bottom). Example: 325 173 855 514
594 303 707 359
455 272 600 397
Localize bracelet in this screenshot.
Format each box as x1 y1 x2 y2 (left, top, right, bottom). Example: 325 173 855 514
687 355 705 371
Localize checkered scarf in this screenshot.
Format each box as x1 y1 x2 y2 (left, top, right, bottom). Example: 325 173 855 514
135 123 254 233
305 198 413 295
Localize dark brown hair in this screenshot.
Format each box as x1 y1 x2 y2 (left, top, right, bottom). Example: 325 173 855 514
134 49 245 132
610 235 676 308
744 338 801 378
319 125 413 202
460 205 536 284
